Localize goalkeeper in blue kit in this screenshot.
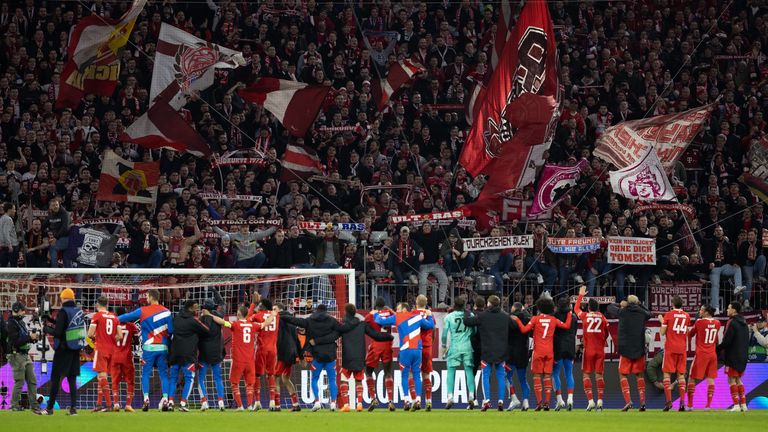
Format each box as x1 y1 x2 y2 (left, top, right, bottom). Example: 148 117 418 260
441 296 477 409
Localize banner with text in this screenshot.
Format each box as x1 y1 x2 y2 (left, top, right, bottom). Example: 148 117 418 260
547 237 601 253
648 281 703 315
298 221 366 231
607 236 656 265
463 235 533 251
390 210 464 224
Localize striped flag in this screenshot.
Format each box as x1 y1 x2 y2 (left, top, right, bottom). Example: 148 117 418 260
96 149 159 204
280 143 324 181
239 78 331 137
371 59 425 110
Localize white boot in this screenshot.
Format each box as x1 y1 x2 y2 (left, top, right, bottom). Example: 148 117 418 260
586 400 596 411
522 399 530 411
218 400 225 411
507 395 521 411
311 401 322 412
200 401 209 411
330 402 337 412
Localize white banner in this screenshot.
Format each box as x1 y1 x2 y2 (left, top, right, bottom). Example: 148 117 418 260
463 235 533 251
609 146 676 201
607 236 656 265
389 210 464 224
198 193 263 203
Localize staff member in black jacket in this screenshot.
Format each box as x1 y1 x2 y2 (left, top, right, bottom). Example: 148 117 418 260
718 301 750 412
274 303 301 411
606 294 651 411
168 300 210 412
506 302 531 411
197 300 225 411
464 295 514 412
45 288 85 415
331 303 392 412
6 302 43 414
552 297 577 411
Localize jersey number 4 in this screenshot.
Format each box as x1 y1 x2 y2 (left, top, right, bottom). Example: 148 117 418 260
672 318 687 334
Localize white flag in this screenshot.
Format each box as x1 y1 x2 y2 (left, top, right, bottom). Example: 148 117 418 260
609 146 676 201
150 23 246 109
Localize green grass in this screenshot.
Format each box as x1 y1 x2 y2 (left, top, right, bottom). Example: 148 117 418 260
2 410 766 432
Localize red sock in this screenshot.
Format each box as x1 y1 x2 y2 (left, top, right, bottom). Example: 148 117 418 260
267 376 277 406
356 382 364 406
663 377 672 402
585 376 594 401
738 384 746 405
730 384 740 405
509 383 516 397
232 384 243 408
677 378 687 404
706 383 714 408
596 377 604 401
408 376 416 400
687 382 696 408
101 376 112 406
246 388 254 408
533 376 542 403
385 377 394 402
254 376 261 402
543 376 552 404
290 393 299 406
637 377 646 405
555 389 561 397
367 376 376 400
96 376 104 406
423 376 432 402
619 377 629 404
339 381 349 407
126 376 134 406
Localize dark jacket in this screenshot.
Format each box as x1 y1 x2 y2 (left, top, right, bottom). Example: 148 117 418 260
127 224 160 265
198 311 224 364
701 237 737 267
290 235 315 265
45 208 70 238
332 312 392 371
276 310 300 364
170 310 210 365
717 314 749 373
265 238 293 268
281 310 346 362
554 307 578 361
464 306 512 363
607 302 651 360
507 309 531 368
6 315 33 353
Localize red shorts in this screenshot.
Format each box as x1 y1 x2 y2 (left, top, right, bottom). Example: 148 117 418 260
93 350 113 373
689 353 718 380
662 351 687 374
274 361 293 377
618 356 645 375
230 361 256 386
421 348 433 373
582 350 605 374
110 361 135 383
725 366 744 378
531 354 554 374
340 369 365 380
365 342 393 368
255 350 277 375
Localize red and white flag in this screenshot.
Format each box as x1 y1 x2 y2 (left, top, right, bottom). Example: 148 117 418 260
280 143 324 181
594 103 715 170
239 78 331 137
120 82 212 157
57 0 147 108
97 149 159 204
151 23 246 109
609 146 676 202
371 59 425 110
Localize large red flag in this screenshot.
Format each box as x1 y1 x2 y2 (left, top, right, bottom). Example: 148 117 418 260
280 143 324 182
460 0 559 187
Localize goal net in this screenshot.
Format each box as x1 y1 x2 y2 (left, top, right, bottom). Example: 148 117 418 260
0 268 355 411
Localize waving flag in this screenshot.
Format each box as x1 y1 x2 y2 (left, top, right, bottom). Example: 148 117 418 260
97 150 159 204
740 134 768 202
609 146 676 202
57 0 147 108
239 78 331 137
371 59 425 110
530 159 589 216
120 82 212 157
151 23 246 108
280 143 323 181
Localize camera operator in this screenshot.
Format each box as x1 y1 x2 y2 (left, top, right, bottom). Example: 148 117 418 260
6 302 43 414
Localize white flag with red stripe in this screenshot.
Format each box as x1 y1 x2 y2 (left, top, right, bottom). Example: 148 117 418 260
372 59 425 110
239 78 331 137
280 143 324 181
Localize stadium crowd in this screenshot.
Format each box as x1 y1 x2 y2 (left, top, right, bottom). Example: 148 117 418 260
0 0 766 313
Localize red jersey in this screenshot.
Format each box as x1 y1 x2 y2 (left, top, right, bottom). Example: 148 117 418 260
574 294 608 353
365 309 393 343
247 306 278 351
114 321 137 365
231 320 261 363
662 309 691 354
91 311 120 354
415 308 434 348
690 317 721 355
517 313 572 356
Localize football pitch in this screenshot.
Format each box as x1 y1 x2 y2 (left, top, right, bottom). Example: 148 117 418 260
2 410 767 432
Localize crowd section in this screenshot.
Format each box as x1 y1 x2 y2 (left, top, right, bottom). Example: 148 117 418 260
0 0 767 312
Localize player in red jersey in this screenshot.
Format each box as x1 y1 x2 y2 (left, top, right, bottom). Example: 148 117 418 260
575 286 608 411
111 307 138 412
204 305 274 410
687 305 721 410
410 295 436 410
512 296 572 411
247 292 280 410
88 296 122 412
657 295 691 411
364 297 395 411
